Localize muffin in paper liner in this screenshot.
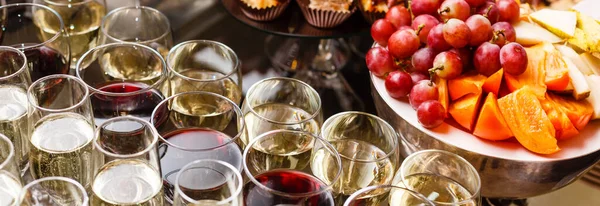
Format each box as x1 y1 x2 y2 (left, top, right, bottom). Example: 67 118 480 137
296 0 358 29
239 0 291 21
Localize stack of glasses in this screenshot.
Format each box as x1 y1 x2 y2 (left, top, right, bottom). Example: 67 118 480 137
0 1 482 206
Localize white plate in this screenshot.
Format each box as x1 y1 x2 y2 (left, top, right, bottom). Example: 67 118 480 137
371 73 600 162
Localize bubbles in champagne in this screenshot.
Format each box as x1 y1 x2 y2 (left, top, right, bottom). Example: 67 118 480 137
92 159 164 205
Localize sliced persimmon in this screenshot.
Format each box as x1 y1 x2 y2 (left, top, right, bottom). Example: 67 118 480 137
504 44 547 98
546 93 594 130
449 92 483 132
473 93 513 141
498 86 559 154
435 77 449 117
483 69 504 96
543 44 571 91
448 73 487 101
539 95 579 140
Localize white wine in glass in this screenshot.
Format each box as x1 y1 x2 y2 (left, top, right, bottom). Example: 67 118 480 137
0 171 22 205
392 173 475 205
0 86 28 166
243 103 320 145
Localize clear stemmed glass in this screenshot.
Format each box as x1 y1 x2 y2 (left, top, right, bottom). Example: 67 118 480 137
33 0 107 69
97 6 173 57
91 116 163 205
344 185 435 206
0 133 23 206
393 150 482 206
173 159 243 206
316 111 400 203
26 74 95 188
241 77 322 147
0 46 30 169
243 129 342 206
150 91 245 201
75 42 169 126
18 176 89 206
0 3 71 81
166 40 242 104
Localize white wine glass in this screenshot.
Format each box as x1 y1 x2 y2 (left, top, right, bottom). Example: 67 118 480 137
343 185 435 206
0 133 23 206
173 159 243 206
26 74 95 188
18 176 88 206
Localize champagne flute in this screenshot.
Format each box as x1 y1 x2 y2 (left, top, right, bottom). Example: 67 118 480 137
393 150 482 206
314 111 400 204
0 3 71 81
97 6 173 57
166 40 242 104
0 133 23 206
26 74 95 188
173 160 243 206
75 42 169 127
243 129 342 206
18 177 88 206
150 91 245 202
343 185 435 206
33 0 107 69
91 116 163 205
0 46 30 169
241 77 322 147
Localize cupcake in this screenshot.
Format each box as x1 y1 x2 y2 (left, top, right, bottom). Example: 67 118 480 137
357 0 398 23
239 0 291 21
297 0 357 28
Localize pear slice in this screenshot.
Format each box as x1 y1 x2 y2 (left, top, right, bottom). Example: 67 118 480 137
567 28 590 51
572 0 600 23
575 12 600 52
584 75 600 120
514 21 562 46
563 57 591 100
555 44 595 75
530 9 577 38
579 53 600 76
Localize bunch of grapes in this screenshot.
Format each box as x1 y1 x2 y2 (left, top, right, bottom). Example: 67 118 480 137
366 0 528 129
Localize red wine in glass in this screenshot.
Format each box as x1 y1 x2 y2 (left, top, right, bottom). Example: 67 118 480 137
244 169 335 206
23 45 69 81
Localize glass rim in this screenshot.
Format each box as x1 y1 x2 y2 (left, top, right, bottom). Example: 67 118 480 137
0 133 15 170
0 3 66 50
150 91 245 151
93 116 160 159
167 40 240 83
75 42 168 97
321 111 399 163
0 46 28 81
100 6 171 45
242 129 343 198
27 74 90 113
19 176 89 206
175 159 243 205
400 149 482 205
244 77 322 125
42 0 96 6
343 185 435 206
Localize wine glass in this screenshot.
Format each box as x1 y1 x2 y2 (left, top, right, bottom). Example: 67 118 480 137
0 133 23 206
75 42 169 127
166 40 242 104
150 91 245 202
97 6 173 57
173 160 243 206
0 3 71 81
243 129 342 206
343 185 435 206
241 77 322 147
0 46 30 169
91 116 163 205
26 74 95 188
316 111 400 203
33 0 107 69
393 150 482 206
18 177 88 206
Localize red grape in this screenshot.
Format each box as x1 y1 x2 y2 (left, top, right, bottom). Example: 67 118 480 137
427 24 452 52
466 14 492 46
385 70 414 98
443 19 471 48
388 29 421 59
496 0 520 23
412 47 437 73
371 19 397 46
398 25 413 31
491 22 516 47
386 5 411 28
409 80 439 110
464 0 485 7
412 14 440 43
431 51 463 79
410 0 442 16
476 2 500 24
366 47 397 77
438 0 471 21
411 72 429 84
449 47 472 70
474 42 501 76
417 100 446 128
500 42 528 75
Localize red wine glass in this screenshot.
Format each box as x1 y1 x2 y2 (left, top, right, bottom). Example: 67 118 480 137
173 159 243 206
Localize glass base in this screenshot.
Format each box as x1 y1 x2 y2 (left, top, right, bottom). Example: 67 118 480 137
483 197 529 206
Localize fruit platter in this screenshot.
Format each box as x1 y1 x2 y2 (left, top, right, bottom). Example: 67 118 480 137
366 0 600 198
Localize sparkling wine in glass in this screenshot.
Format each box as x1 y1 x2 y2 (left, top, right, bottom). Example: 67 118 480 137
18 176 89 206
173 160 243 206
0 133 24 206
343 185 435 206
